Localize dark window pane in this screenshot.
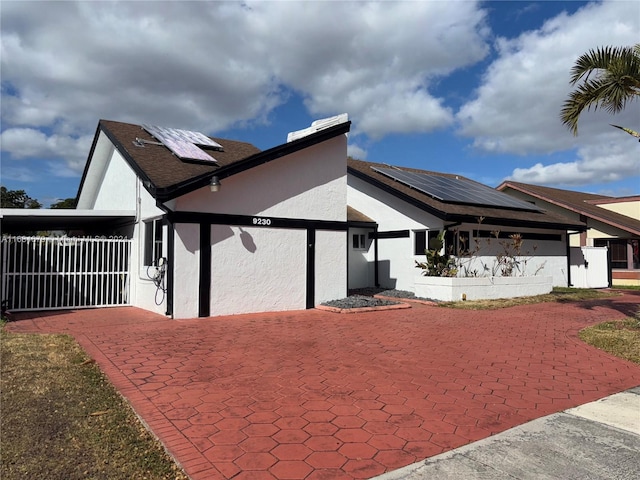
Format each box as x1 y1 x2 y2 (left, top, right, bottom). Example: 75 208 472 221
414 231 426 255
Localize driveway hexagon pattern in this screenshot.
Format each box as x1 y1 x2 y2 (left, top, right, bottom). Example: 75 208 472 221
7 292 640 479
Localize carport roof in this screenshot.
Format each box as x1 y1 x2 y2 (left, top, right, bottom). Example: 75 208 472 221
0 209 135 234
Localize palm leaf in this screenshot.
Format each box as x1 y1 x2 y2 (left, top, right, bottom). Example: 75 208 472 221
561 43 640 135
611 124 640 140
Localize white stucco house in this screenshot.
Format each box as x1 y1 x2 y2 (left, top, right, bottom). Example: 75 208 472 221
2 115 597 315
74 116 351 318
346 159 586 293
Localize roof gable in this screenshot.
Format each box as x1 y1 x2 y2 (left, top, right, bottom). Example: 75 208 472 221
78 118 351 202
497 181 640 236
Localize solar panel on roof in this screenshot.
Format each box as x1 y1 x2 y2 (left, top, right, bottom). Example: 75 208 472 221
371 166 543 212
142 124 222 164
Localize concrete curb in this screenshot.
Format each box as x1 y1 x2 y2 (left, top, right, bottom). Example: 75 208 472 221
374 294 438 306
315 302 412 314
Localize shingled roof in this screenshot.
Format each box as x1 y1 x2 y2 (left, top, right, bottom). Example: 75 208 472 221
497 181 640 236
79 119 350 202
348 159 586 231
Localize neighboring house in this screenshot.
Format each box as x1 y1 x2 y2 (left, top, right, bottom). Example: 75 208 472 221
347 159 586 292
497 182 640 286
74 115 351 318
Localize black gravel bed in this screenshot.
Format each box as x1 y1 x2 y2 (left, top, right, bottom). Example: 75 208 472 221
349 288 435 302
321 295 401 309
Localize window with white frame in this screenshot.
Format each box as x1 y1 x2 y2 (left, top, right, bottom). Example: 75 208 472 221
352 233 367 250
143 219 164 266
414 230 441 255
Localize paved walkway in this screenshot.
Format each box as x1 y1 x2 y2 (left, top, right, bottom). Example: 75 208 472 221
6 292 640 479
375 387 640 479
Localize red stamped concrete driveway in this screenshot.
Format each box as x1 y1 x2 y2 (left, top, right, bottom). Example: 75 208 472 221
7 292 640 480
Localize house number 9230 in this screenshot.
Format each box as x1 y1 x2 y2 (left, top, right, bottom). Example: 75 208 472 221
252 217 272 226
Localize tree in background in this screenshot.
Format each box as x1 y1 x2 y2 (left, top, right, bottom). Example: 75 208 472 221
50 198 77 209
1 186 42 209
561 44 640 139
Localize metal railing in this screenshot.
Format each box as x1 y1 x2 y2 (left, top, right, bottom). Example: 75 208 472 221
1 236 132 311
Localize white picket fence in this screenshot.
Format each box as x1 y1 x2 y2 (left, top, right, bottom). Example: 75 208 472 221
1 236 132 312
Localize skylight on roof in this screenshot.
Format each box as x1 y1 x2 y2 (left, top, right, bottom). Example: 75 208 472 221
371 166 543 212
142 124 222 164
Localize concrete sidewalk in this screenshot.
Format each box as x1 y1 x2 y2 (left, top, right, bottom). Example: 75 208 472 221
375 387 640 480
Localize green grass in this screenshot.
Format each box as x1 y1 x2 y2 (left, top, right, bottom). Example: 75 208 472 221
437 287 640 365
438 287 616 309
0 327 188 480
579 313 640 365
611 285 640 291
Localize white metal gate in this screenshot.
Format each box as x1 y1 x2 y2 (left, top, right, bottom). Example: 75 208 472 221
570 246 609 288
1 236 131 312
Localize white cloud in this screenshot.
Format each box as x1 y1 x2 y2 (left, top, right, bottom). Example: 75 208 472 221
4 0 634 193
508 132 640 186
250 1 489 138
0 128 92 172
0 0 489 176
456 0 639 187
347 143 368 161
458 1 639 152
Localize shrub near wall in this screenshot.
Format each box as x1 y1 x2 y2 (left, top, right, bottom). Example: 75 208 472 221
415 229 553 301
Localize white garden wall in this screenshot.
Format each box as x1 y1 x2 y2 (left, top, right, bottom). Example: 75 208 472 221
453 227 569 287
415 275 554 301
348 177 569 291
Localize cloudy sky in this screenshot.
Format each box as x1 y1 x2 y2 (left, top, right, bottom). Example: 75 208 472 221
1 0 639 206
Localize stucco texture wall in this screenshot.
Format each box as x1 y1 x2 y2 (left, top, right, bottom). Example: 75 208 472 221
175 136 347 222
209 225 306 316
315 230 347 303
173 223 200 319
348 176 443 291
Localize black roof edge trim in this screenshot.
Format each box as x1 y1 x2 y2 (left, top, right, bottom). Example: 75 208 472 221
446 214 587 232
98 120 159 197
157 121 351 201
75 122 104 203
348 221 378 228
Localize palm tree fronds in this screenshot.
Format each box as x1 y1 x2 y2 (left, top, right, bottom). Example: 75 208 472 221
562 43 640 136
611 124 640 140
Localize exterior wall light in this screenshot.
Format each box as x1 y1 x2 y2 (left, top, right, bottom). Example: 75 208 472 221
210 176 221 192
